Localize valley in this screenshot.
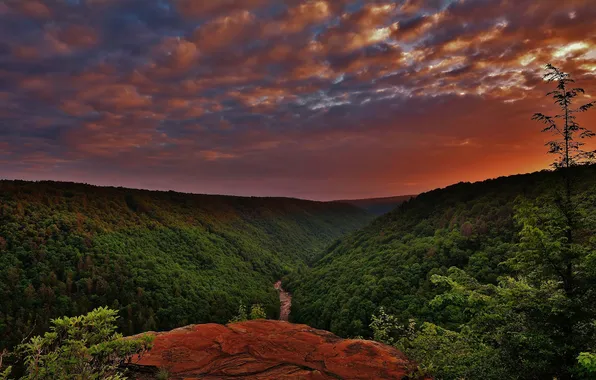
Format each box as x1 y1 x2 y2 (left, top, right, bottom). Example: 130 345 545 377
0 180 372 350
2 0 595 378
2 165 596 379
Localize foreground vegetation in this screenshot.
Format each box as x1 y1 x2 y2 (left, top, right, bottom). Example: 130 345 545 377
0 182 371 349
0 307 153 380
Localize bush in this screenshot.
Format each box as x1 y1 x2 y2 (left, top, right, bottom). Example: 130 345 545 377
17 307 153 380
249 304 266 320
228 305 248 323
0 350 10 380
156 368 170 380
229 304 267 323
578 352 596 373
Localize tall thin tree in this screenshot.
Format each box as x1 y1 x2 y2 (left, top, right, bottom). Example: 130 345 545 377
532 63 595 174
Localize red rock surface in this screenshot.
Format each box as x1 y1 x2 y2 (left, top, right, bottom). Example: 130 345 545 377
130 320 423 379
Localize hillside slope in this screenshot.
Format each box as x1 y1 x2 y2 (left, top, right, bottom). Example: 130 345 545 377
0 181 372 348
287 165 596 338
336 195 415 215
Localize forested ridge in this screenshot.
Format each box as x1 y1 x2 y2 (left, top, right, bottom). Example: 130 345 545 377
287 165 596 365
0 180 372 349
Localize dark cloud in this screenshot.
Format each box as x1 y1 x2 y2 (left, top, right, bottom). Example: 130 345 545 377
0 0 595 199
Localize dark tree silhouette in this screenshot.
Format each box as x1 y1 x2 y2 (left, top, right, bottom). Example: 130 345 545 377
533 63 595 170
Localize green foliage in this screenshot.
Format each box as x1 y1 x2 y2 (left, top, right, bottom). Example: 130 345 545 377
228 305 248 323
392 192 595 379
428 269 572 379
578 352 596 373
16 307 153 380
289 165 596 338
372 307 503 380
0 181 371 349
370 307 414 346
289 165 596 379
383 173 596 379
371 262 594 379
229 303 267 322
0 350 11 380
249 304 266 320
0 368 10 380
156 368 170 380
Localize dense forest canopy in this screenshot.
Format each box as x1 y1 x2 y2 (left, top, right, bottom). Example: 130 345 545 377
0 180 372 349
287 165 596 336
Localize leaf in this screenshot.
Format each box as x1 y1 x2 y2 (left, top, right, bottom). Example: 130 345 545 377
578 101 596 112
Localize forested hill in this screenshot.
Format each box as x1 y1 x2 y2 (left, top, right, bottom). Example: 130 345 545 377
287 165 596 338
0 180 372 349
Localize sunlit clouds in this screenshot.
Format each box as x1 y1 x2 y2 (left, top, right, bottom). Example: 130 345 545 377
0 0 595 199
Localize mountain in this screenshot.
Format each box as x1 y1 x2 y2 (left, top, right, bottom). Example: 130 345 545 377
127 320 427 379
286 165 596 338
0 180 372 349
336 195 415 215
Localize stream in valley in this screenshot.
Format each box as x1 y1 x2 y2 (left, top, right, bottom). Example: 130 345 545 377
274 281 292 321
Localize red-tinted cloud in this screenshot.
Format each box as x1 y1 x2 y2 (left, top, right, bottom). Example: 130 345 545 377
0 0 595 200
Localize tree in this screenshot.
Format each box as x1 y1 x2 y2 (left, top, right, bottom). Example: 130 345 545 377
578 352 596 374
16 307 153 380
370 307 420 348
514 198 596 379
228 305 248 323
249 304 266 320
532 63 595 171
532 64 595 230
228 304 267 323
371 291 505 380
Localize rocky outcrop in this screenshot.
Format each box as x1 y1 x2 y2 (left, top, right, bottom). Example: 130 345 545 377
130 320 423 379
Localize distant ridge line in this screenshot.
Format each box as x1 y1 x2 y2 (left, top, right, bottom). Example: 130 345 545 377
335 195 416 216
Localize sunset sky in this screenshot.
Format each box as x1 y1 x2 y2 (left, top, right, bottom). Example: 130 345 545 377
1 0 595 200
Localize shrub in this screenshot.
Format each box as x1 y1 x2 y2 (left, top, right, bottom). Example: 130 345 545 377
17 307 153 380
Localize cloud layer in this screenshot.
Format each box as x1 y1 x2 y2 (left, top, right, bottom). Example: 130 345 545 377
1 0 595 199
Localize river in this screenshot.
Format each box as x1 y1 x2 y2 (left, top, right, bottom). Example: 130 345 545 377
274 281 292 321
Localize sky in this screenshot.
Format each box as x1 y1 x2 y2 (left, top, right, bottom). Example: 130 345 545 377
1 0 595 200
